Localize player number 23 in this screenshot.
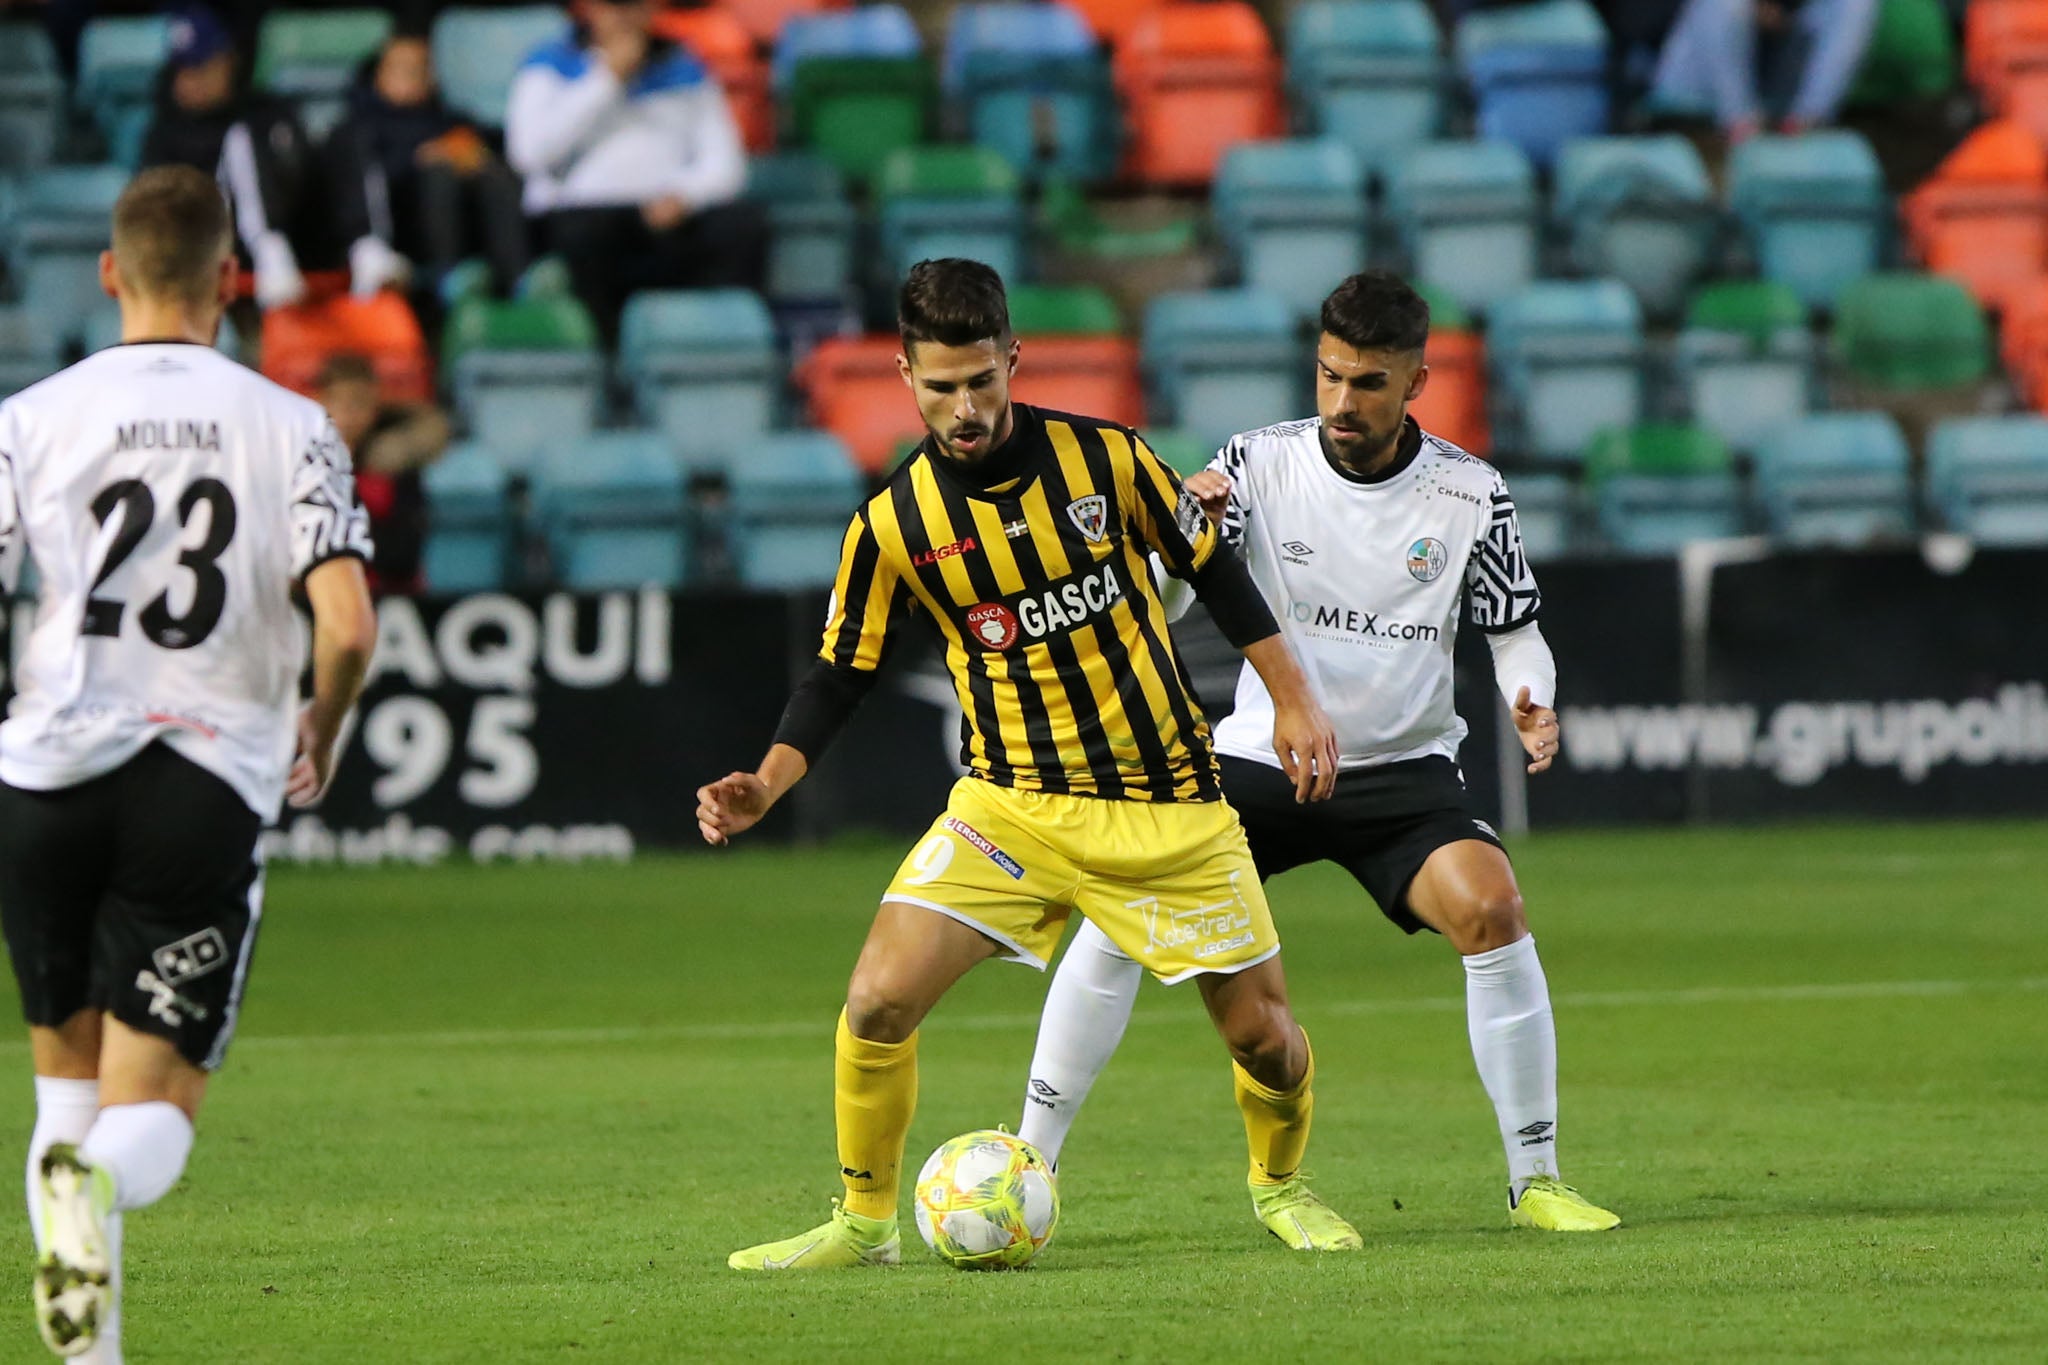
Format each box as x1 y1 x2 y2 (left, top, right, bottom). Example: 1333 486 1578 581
82 477 238 650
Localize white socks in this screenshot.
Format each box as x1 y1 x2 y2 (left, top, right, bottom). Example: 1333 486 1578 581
1463 934 1560 1198
80 1102 194 1213
1018 918 1144 1169
27 1077 100 1244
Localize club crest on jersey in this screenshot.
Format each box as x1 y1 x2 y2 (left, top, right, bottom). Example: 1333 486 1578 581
1407 537 1449 582
966 602 1021 651
1066 495 1109 543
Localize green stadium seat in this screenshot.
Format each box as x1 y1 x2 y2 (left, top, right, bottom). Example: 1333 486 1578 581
875 145 1023 284
1007 285 1122 337
1834 273 1991 392
1848 0 1957 106
1677 281 1815 453
1584 422 1730 482
1686 280 1807 349
779 8 930 184
443 297 602 464
1586 426 1743 552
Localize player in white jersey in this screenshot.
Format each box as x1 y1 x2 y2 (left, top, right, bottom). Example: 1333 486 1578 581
0 167 377 1359
1017 271 1619 1234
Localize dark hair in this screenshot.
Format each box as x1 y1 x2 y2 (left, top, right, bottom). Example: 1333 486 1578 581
315 352 378 391
1320 270 1430 355
111 165 233 306
898 259 1011 353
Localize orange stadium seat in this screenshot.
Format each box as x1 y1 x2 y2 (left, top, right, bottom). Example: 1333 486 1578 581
1013 336 1145 428
1066 0 1170 45
1114 2 1283 188
1903 119 2048 314
711 0 850 47
260 292 433 403
799 334 926 474
1409 327 1490 457
2000 277 2048 403
654 6 775 152
1965 0 2048 136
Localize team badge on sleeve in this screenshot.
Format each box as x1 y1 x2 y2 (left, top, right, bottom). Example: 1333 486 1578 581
1065 495 1108 543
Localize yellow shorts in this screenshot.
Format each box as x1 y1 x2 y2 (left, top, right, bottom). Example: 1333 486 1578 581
882 778 1280 984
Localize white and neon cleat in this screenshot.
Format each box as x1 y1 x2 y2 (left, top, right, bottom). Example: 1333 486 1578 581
33 1144 114 1357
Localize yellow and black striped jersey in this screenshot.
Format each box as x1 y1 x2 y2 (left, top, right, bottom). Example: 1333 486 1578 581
820 403 1224 802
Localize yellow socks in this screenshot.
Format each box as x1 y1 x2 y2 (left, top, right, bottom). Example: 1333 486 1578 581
1235 1030 1315 1187
834 1009 918 1220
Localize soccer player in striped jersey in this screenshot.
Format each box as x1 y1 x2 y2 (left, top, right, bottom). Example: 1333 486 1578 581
0 167 377 1359
699 259 1361 1267
1016 271 1620 1233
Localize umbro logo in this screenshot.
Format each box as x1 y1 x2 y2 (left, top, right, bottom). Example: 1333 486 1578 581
1517 1120 1556 1147
841 1165 873 1181
1026 1077 1061 1108
1281 540 1315 565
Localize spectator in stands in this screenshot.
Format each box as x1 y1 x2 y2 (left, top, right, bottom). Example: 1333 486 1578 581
1650 0 1880 140
504 0 764 346
328 30 531 302
141 4 326 309
316 352 448 596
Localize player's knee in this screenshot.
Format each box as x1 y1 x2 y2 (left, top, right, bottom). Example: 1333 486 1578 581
843 980 921 1044
1222 999 1303 1090
1448 890 1527 956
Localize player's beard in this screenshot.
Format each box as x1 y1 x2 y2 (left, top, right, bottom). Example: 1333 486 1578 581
1321 418 1399 474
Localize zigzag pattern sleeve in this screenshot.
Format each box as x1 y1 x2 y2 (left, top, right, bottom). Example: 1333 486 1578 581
291 419 374 579
1212 435 1249 553
0 448 19 596
1466 472 1542 633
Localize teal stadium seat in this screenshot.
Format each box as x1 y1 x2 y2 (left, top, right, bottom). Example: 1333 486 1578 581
5 166 131 355
748 154 858 305
1554 135 1718 319
1287 1 1445 182
1926 417 2048 547
1753 413 1915 548
1729 132 1887 310
431 5 567 127
618 290 781 462
1214 139 1369 318
1489 280 1645 462
1454 0 1609 171
443 296 604 468
727 432 864 590
255 9 395 138
535 433 689 590
1674 281 1815 453
0 23 63 171
76 16 172 167
1385 140 1538 315
944 4 1115 183
422 444 513 592
1142 290 1304 449
875 145 1024 286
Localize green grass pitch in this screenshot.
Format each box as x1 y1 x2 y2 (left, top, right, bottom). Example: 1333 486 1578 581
2 820 2044 1363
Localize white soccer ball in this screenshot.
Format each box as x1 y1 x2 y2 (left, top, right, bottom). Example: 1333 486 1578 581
912 1129 1059 1270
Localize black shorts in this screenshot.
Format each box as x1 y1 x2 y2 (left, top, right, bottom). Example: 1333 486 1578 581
1220 753 1505 935
0 742 265 1071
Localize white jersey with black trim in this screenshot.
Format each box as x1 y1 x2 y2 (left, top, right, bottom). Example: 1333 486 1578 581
1202 416 1542 770
0 343 372 819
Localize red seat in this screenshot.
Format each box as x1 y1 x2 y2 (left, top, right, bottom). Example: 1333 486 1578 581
1904 120 2048 313
1013 336 1145 428
1066 0 1170 45
653 7 775 152
708 0 850 47
1114 2 1282 188
799 335 926 474
1999 277 2048 403
259 293 433 403
1967 0 2048 103
1409 329 1490 457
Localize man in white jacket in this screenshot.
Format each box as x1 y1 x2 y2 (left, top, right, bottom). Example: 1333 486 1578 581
505 0 764 344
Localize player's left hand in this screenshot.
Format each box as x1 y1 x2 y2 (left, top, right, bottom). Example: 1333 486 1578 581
1511 686 1559 775
285 706 339 808
697 772 771 846
1182 470 1232 525
1272 698 1340 803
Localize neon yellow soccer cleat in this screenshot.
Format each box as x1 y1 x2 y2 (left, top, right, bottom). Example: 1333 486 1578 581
33 1144 115 1358
1509 1176 1621 1232
1250 1176 1363 1251
727 1201 902 1271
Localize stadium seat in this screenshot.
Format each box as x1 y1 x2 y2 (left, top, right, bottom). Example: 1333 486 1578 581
1489 280 1645 463
1847 0 1957 106
617 290 780 461
1902 119 2048 314
1927 415 2048 546
728 431 865 590
260 293 434 404
875 145 1025 285
1286 0 1445 182
1143 428 1215 477
1213 139 1369 319
1142 289 1304 448
652 7 774 153
944 4 1116 184
1409 326 1490 456
76 15 171 165
534 432 688 589
748 154 859 306
1503 471 1574 559
1007 285 1143 425
1384 141 1538 316
5 165 131 355
2000 275 2048 405
1833 273 1990 392
443 296 603 464
1115 2 1284 189
1454 0 1609 171
778 6 931 184
1967 0 2048 139
1554 136 1719 319
421 443 513 592
1674 280 1814 453
1753 413 1915 548
0 23 63 171
1007 284 1122 337
1067 0 1168 45
431 6 566 128
1587 424 1743 552
1728 132 1888 311
255 8 393 137
720 0 851 47
800 334 929 474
